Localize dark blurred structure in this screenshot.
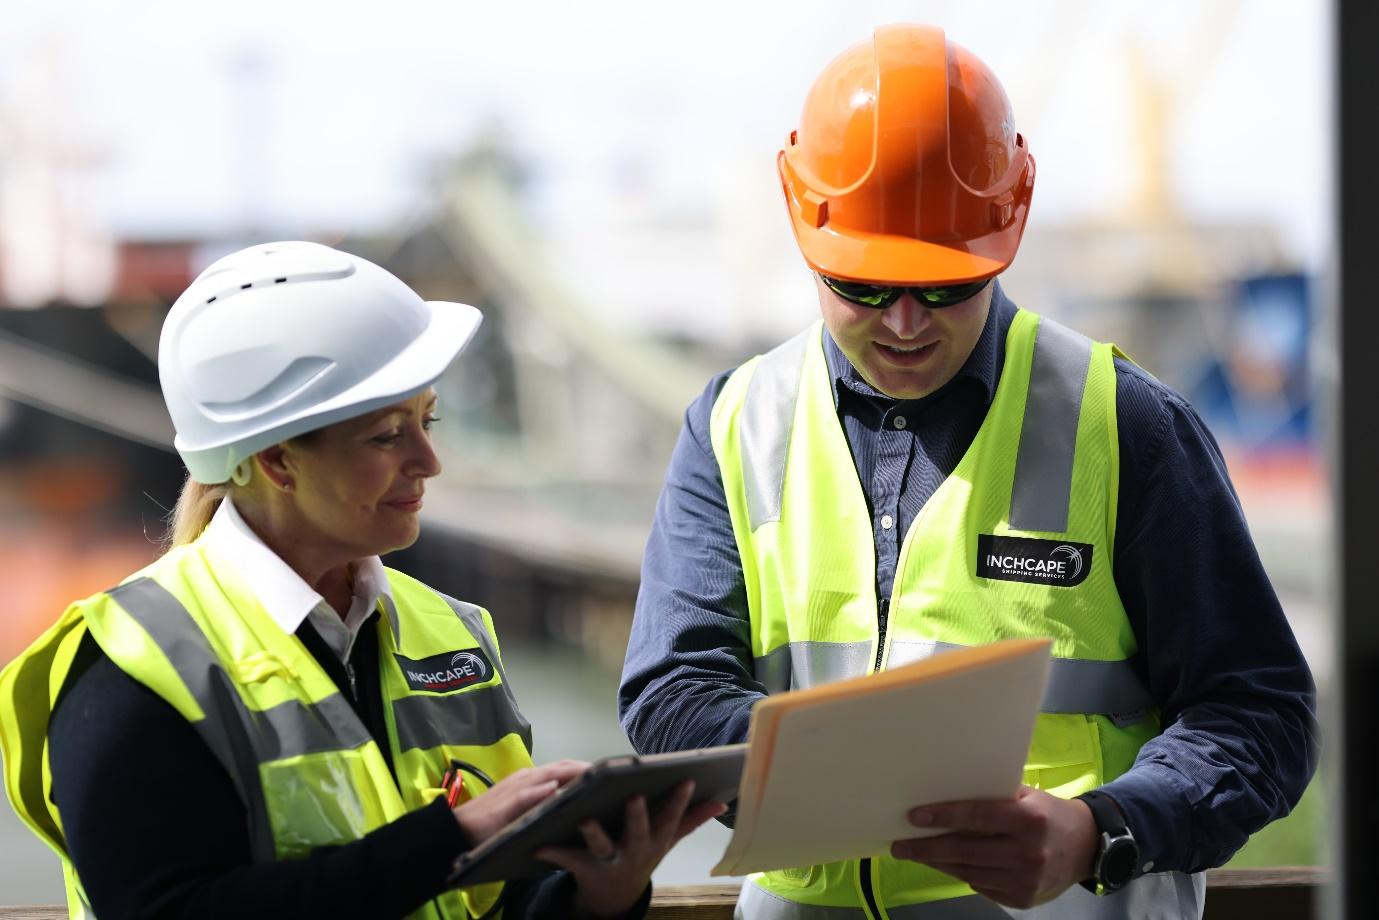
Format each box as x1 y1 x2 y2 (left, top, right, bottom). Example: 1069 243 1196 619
1337 2 1377 917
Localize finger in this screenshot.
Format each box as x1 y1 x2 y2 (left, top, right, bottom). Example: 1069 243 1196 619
537 759 590 786
622 795 651 853
675 800 728 840
507 779 559 814
534 845 592 874
891 833 1021 868
919 861 1015 893
651 781 696 840
907 798 1023 835
578 819 618 861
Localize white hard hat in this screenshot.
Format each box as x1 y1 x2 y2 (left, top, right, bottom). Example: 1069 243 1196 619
158 241 482 484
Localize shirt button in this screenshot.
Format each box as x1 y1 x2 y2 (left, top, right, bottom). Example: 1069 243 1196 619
893 415 908 430
881 514 894 530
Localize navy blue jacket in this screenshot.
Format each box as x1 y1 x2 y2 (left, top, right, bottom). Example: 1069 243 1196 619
618 282 1319 874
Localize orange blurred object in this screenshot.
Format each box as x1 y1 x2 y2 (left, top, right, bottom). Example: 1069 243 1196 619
0 522 158 663
778 23 1035 286
0 459 162 662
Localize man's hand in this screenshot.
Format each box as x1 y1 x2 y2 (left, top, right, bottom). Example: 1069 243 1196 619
890 785 1099 909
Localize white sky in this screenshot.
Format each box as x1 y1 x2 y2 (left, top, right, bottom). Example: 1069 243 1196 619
0 0 1332 267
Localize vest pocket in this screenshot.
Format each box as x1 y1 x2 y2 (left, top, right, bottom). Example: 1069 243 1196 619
1021 712 1104 799
262 752 393 858
765 861 821 891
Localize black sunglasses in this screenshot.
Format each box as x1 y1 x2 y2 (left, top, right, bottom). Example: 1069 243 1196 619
818 273 991 309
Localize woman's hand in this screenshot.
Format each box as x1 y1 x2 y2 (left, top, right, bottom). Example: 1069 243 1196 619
535 780 728 919
453 759 589 847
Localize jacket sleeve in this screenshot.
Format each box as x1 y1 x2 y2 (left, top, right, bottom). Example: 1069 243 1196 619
618 373 764 756
1100 361 1321 873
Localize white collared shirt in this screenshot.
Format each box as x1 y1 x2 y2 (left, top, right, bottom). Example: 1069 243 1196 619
202 498 393 665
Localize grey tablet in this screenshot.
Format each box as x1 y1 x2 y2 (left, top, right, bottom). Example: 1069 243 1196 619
446 743 747 887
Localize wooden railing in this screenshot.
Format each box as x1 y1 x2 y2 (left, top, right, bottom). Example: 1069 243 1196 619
0 868 1327 920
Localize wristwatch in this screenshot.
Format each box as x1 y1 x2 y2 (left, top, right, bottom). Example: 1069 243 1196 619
1075 790 1139 895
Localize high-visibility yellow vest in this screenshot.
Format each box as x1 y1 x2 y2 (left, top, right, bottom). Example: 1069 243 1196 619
710 311 1203 919
0 535 533 920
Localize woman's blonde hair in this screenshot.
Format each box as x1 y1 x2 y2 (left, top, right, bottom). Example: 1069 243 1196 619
166 477 231 548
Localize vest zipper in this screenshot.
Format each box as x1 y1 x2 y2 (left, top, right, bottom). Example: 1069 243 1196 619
857 598 891 918
345 660 358 701
873 598 890 673
858 856 884 920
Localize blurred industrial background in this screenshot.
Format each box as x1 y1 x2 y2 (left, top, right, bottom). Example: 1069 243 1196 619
0 0 1330 904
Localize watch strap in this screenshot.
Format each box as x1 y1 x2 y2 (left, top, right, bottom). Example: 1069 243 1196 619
1078 789 1128 835
1076 790 1136 894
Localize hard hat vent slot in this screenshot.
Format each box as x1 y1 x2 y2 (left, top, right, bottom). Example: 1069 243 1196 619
275 277 287 283
206 296 217 304
241 283 252 290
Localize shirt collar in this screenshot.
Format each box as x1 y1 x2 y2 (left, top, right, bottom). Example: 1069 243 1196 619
823 278 1016 410
201 498 394 637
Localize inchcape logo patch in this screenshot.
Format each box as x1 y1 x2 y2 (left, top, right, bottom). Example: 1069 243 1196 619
976 535 1093 588
394 648 494 693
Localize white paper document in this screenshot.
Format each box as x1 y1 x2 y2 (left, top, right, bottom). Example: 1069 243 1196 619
712 638 1052 877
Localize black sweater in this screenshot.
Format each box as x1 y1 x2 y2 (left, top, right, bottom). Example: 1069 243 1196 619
48 612 646 919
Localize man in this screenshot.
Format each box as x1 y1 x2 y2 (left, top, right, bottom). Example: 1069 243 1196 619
618 23 1318 920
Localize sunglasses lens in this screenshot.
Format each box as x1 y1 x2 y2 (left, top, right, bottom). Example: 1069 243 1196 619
821 274 990 309
914 279 991 307
819 275 900 308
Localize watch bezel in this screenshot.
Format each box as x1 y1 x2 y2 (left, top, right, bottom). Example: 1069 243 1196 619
1092 827 1140 893
1076 790 1141 896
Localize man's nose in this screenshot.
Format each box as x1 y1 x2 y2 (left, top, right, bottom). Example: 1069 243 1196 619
881 292 931 340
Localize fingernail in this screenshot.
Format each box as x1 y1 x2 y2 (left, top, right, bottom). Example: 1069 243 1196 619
910 809 933 826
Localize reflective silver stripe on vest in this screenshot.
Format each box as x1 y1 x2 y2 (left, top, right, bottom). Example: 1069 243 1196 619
107 578 280 860
1009 318 1092 534
742 326 814 530
889 640 1151 719
753 640 875 692
393 686 533 752
755 640 1152 719
437 592 534 754
738 871 1203 919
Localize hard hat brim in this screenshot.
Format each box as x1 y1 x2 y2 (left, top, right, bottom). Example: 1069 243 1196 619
789 213 1021 286
177 300 482 483
777 151 1035 286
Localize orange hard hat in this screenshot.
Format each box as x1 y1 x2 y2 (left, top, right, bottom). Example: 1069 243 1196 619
778 24 1035 286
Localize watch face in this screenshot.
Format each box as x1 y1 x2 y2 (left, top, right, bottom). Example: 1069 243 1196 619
1101 837 1139 888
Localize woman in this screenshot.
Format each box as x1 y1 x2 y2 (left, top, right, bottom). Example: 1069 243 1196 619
0 241 723 919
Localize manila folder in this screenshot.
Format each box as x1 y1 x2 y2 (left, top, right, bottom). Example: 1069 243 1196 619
712 638 1051 877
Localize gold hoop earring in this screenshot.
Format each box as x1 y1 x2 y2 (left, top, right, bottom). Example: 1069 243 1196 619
231 461 252 486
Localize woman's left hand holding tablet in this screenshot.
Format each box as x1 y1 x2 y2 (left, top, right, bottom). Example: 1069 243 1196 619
536 779 728 918
453 759 589 846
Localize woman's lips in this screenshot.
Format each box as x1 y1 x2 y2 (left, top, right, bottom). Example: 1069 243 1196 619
874 340 937 367
386 496 423 511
